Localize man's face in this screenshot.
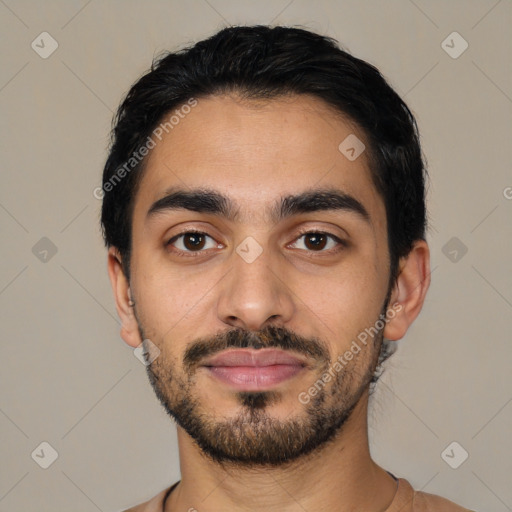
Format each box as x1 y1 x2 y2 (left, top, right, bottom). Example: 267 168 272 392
124 94 393 465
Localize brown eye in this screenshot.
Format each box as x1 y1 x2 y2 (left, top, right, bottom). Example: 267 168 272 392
303 233 328 250
182 233 206 251
290 231 344 252
167 231 218 253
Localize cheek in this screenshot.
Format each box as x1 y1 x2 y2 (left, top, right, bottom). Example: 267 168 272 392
306 282 388 371
131 262 220 342
312 264 385 326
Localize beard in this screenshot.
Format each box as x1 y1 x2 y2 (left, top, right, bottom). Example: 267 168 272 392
137 303 388 468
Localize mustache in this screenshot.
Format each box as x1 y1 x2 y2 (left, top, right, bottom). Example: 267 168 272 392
183 324 330 374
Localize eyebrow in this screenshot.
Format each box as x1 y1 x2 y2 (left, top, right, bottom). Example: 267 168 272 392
146 186 371 225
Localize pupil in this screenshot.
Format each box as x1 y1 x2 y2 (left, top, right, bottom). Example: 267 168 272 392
185 233 204 250
306 233 326 250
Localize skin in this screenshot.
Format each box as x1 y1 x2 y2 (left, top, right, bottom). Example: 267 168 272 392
108 93 430 511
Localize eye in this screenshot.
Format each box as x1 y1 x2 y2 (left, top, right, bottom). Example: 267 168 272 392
166 230 221 255
289 230 346 253
166 229 347 257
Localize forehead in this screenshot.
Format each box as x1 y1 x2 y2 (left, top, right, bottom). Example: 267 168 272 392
133 93 385 229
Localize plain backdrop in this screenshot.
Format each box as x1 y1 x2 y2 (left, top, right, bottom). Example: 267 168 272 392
1 1 511 511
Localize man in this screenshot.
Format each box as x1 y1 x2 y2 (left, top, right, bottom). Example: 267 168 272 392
101 25 474 511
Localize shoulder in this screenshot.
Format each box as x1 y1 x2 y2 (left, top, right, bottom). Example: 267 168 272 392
396 478 476 512
120 484 176 512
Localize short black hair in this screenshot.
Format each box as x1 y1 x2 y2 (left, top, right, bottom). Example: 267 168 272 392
101 24 427 289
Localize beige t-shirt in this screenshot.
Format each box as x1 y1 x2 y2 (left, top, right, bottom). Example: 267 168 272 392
121 477 475 511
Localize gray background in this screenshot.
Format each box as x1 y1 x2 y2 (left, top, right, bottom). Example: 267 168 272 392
1 1 511 511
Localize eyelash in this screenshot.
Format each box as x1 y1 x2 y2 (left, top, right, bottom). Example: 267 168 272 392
165 228 347 257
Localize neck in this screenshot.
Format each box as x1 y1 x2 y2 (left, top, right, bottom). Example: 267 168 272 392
165 390 397 512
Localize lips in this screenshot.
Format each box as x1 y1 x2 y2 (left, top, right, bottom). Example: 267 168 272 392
202 349 308 391
203 348 308 367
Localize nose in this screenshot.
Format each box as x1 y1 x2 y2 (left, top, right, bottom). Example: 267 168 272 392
216 240 295 332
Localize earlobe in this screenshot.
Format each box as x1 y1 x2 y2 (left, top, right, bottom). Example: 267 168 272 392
107 248 142 348
383 240 431 341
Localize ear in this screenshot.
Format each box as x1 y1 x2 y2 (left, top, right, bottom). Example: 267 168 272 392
383 239 431 341
107 247 142 348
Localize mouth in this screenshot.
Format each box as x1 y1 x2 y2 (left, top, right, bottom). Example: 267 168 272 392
201 348 309 391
